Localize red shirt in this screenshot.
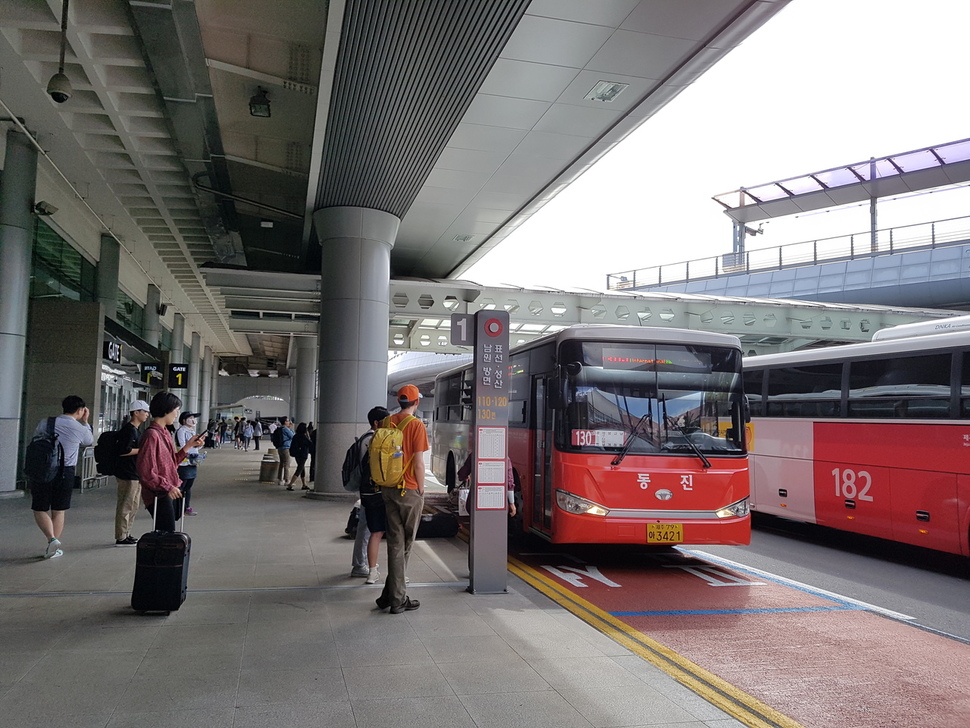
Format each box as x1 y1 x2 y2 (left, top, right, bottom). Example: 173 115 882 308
136 423 182 507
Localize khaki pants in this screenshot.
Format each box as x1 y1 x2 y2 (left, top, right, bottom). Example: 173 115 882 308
115 478 142 540
378 487 424 609
276 448 290 482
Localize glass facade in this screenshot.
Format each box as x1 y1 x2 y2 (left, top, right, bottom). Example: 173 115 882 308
116 289 145 338
30 219 96 302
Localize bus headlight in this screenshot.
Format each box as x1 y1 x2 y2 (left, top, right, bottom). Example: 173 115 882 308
556 490 609 516
715 498 750 519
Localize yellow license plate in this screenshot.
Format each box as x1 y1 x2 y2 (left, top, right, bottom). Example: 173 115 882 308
647 523 684 544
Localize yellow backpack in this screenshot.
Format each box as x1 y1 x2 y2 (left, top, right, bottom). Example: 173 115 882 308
368 415 417 494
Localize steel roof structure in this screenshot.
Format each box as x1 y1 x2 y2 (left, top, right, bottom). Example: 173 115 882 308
0 0 794 365
202 267 955 361
713 138 970 224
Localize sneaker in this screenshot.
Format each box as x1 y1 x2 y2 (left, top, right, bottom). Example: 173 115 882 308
115 536 138 546
365 567 380 584
44 538 61 559
184 508 198 516
351 567 370 578
390 597 420 614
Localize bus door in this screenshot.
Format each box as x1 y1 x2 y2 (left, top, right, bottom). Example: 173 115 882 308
531 376 554 534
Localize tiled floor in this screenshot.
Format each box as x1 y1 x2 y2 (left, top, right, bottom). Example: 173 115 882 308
0 447 744 728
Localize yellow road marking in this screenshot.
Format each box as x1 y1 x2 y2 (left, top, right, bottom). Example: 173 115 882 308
506 555 807 728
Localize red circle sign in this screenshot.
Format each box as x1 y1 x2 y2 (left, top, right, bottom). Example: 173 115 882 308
484 318 504 337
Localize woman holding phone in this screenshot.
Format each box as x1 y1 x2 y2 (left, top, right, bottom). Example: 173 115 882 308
136 392 206 532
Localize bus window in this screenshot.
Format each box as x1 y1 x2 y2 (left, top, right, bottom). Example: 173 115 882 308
557 341 745 455
742 369 764 416
847 354 951 419
765 363 842 417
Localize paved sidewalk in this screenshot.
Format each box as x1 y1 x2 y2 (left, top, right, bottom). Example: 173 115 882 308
0 447 744 728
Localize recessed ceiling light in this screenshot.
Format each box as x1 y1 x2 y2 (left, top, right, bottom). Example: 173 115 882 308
260 219 274 228
585 81 629 103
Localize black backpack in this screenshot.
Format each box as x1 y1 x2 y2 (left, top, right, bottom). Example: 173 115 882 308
23 417 65 484
341 432 372 492
93 430 121 476
271 426 284 449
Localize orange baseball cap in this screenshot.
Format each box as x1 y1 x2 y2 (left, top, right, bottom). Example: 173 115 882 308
397 384 421 404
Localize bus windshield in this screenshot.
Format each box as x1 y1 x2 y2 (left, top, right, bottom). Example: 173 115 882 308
558 341 745 456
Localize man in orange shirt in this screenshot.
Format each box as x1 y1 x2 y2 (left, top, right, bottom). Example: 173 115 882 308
375 384 428 614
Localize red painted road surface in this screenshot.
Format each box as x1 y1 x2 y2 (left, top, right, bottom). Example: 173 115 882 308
513 547 970 728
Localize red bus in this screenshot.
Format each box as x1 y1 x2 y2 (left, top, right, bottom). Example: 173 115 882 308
743 328 970 556
432 325 750 546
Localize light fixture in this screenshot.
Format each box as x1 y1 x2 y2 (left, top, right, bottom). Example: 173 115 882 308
584 80 628 103
249 87 271 117
260 219 274 228
47 0 72 103
34 201 58 216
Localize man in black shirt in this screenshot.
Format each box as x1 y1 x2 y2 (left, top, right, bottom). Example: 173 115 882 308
114 399 150 545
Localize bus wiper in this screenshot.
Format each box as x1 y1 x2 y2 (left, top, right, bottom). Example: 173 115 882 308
677 426 712 469
611 413 651 467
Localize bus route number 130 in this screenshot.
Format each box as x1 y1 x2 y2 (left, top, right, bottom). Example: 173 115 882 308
832 468 874 501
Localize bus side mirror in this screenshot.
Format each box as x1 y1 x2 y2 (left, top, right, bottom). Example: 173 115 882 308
549 376 565 410
743 397 751 423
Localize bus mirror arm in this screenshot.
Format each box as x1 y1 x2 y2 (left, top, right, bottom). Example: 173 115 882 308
549 376 566 410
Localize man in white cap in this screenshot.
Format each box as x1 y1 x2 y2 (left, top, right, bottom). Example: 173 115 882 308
114 399 150 545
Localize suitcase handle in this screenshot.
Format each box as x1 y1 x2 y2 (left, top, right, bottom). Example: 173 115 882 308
150 490 185 533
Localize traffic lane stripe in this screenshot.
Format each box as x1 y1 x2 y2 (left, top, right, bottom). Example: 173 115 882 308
507 556 808 728
685 548 915 620
611 605 859 616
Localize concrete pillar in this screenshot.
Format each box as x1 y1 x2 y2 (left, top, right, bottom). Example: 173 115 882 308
294 336 317 425
97 234 121 321
171 313 185 358
288 367 297 419
0 130 37 496
187 331 201 412
308 207 398 496
211 356 220 411
143 284 160 347
200 346 213 420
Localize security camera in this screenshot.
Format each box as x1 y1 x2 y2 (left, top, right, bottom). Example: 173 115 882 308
33 201 58 216
46 72 72 104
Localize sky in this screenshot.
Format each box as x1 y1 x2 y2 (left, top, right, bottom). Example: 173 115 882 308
465 0 970 292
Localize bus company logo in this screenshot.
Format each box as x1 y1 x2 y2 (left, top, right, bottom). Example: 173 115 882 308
655 489 673 501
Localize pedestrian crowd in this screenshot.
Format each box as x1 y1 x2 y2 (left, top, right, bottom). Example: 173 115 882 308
24 384 444 616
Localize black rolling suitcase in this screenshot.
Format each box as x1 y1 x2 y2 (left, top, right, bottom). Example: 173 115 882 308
416 512 460 538
131 503 191 614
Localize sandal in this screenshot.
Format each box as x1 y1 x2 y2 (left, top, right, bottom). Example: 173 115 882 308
286 486 294 491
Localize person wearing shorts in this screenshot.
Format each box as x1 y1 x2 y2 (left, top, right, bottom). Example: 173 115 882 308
29 395 94 559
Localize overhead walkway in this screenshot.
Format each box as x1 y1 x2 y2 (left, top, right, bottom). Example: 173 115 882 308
203 267 956 357
608 215 970 310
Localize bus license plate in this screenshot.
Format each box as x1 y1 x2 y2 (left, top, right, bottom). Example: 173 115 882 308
647 523 683 544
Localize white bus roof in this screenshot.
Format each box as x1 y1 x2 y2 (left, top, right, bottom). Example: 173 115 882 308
745 329 970 369
871 314 970 341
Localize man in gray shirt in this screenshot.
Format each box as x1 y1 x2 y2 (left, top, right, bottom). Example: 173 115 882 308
30 395 94 559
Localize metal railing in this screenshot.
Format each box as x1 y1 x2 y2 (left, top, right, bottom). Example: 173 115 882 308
607 215 970 291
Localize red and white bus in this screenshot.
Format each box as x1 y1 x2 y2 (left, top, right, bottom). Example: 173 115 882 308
744 329 970 557
432 325 751 546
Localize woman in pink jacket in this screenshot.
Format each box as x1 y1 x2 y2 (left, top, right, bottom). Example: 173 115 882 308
136 392 205 532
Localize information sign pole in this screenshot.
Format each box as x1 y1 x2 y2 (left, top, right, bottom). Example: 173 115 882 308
468 310 510 593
